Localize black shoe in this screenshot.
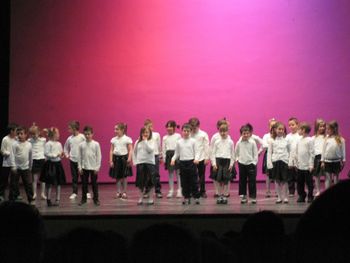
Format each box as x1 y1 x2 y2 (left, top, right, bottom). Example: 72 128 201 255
195 199 200 205
79 199 87 206
297 197 305 203
216 198 222 204
94 200 100 206
47 200 58 207
201 192 207 198
307 197 314 203
214 194 219 198
156 193 163 198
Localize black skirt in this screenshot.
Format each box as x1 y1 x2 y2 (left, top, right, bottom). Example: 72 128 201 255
210 158 233 184
262 151 273 177
40 160 66 185
324 161 342 174
109 154 133 179
271 160 288 182
135 163 156 192
313 155 325 177
165 150 179 170
32 159 45 174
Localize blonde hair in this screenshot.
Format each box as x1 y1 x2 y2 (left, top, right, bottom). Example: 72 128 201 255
327 121 343 145
314 118 326 136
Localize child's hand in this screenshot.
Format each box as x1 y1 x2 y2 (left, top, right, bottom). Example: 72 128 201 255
204 159 209 165
229 165 233 171
94 170 99 175
11 167 17 174
170 160 175 166
193 160 199 165
142 135 148 141
109 161 114 168
309 167 314 173
212 165 217 171
321 162 325 169
78 169 83 175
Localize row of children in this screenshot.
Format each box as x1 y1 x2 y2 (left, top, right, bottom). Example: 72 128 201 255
0 117 346 206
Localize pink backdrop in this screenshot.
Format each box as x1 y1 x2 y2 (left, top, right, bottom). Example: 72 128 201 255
10 0 350 182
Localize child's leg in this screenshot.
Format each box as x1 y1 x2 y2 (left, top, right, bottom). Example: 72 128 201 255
282 182 289 201
122 178 128 193
21 169 34 202
238 163 247 197
175 170 182 197
168 169 174 195
91 171 99 201
41 182 46 198
46 184 52 201
32 173 39 198
116 179 121 195
325 172 332 189
213 180 219 196
81 170 88 202
315 176 321 195
9 170 20 201
56 185 61 203
333 173 339 185
275 181 281 201
138 188 144 204
248 164 257 200
266 175 271 194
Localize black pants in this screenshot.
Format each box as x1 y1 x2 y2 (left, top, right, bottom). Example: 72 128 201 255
288 168 297 194
154 155 162 193
238 163 257 198
70 161 79 194
9 169 33 202
0 167 10 198
81 170 98 202
196 160 206 194
297 169 313 199
180 160 200 199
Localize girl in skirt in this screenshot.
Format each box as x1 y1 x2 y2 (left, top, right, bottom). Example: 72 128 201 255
211 124 235 204
321 120 346 189
267 122 291 204
133 127 156 205
162 120 182 198
40 127 66 206
28 123 47 200
109 123 133 199
311 118 326 196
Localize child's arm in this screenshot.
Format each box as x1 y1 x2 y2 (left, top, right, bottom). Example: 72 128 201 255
308 139 315 172
171 141 179 166
77 144 83 173
341 138 346 168
1 138 11 157
109 144 114 168
63 137 70 158
252 141 258 165
229 140 235 169
127 143 133 165
211 143 217 170
267 140 273 170
96 142 102 173
162 136 167 162
204 133 210 165
10 143 16 170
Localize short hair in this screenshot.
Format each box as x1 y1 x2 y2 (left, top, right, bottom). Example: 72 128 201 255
69 120 80 131
288 117 299 124
299 122 311 134
116 123 128 134
83 126 93 133
182 123 192 131
188 117 200 127
165 120 179 129
16 126 27 134
216 118 227 129
6 123 18 134
47 127 59 139
245 123 253 132
240 124 251 135
144 119 153 127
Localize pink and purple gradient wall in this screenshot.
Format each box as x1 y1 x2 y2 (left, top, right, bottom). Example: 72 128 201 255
10 0 350 182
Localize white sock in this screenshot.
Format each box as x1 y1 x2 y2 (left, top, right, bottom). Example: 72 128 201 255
122 179 127 192
56 185 61 201
275 181 281 199
176 170 182 192
325 173 331 189
168 170 174 193
116 180 121 193
266 176 271 192
315 176 321 193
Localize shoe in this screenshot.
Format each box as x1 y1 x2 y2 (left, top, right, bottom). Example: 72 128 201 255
265 191 271 198
79 199 87 206
223 193 230 198
33 194 37 200
147 199 154 205
116 192 122 199
137 198 143 205
29 200 36 206
167 191 174 198
216 197 223 204
16 195 23 201
182 199 188 205
47 199 58 207
41 193 47 200
239 194 244 198
143 193 149 198
0 196 4 202
288 193 295 197
55 200 60 206
87 193 92 199
297 197 305 203
121 193 127 199
156 193 163 198
195 198 200 205
241 196 247 204
69 193 78 199
214 194 219 198
201 192 207 198
251 199 257 204
307 197 314 203
94 200 100 206
314 191 320 197
222 197 228 204
275 199 282 204
283 198 289 204
176 190 183 198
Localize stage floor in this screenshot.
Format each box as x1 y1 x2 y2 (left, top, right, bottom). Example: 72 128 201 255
32 183 310 217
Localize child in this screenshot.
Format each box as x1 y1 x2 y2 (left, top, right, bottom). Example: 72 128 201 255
171 123 200 205
211 124 235 204
267 122 291 204
109 123 133 199
28 123 47 200
162 120 182 198
293 122 314 203
236 124 258 204
321 121 346 189
311 119 326 196
133 127 156 205
209 118 230 198
10 126 34 204
0 123 17 201
78 126 101 206
286 117 301 197
189 117 209 198
40 127 66 206
64 120 86 200
262 118 277 197
144 119 162 198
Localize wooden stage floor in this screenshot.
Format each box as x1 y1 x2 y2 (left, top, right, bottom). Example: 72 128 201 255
23 182 311 237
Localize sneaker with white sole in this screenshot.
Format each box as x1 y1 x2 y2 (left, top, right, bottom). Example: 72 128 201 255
41 193 47 200
176 190 183 198
69 193 77 199
33 194 37 200
86 193 92 199
314 191 320 197
283 198 289 204
137 198 143 205
167 191 174 198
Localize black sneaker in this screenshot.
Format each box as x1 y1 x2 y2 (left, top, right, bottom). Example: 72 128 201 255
156 193 163 199
79 199 87 206
201 192 207 198
307 197 314 203
297 197 305 203
94 200 100 206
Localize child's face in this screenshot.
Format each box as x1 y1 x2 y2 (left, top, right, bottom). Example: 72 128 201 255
219 130 228 139
241 130 251 141
191 125 199 134
115 127 123 137
182 128 191 138
142 129 150 140
276 125 285 137
298 128 305 136
288 120 298 133
84 131 93 141
17 131 27 142
269 121 276 130
326 125 334 136
146 123 153 132
318 123 326 134
68 126 76 135
54 131 60 141
166 126 175 135
10 129 17 137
